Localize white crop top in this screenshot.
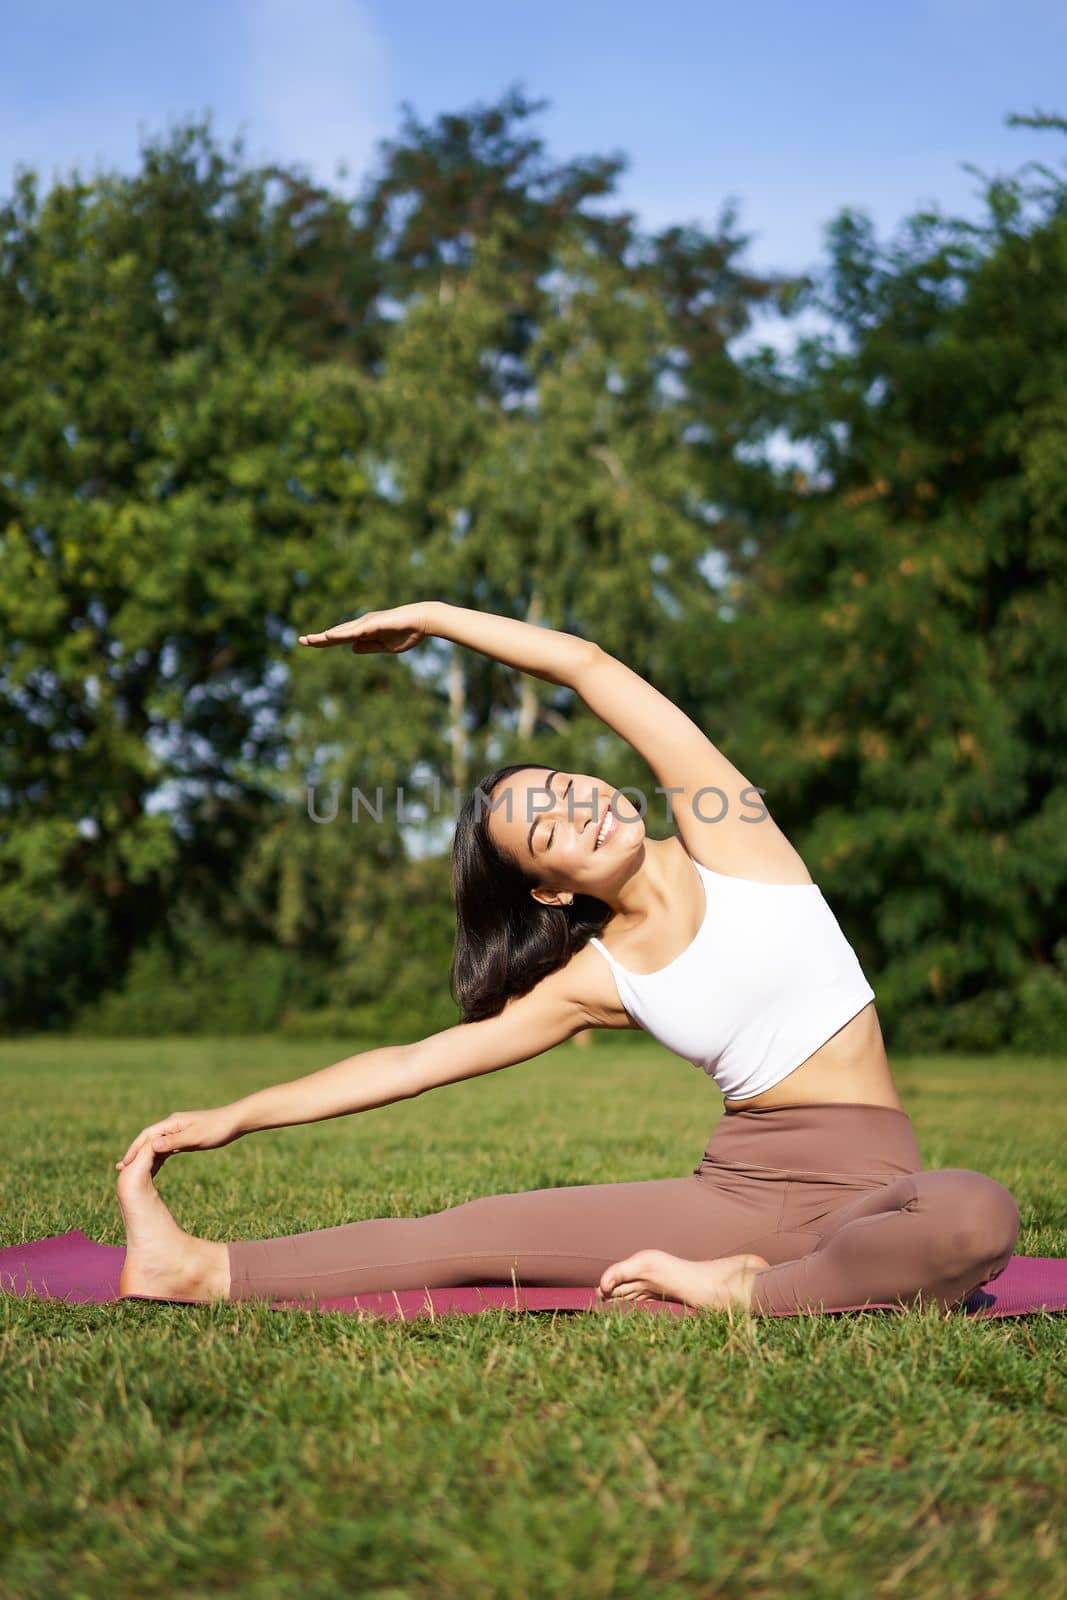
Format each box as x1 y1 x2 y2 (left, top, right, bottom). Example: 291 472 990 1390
586 853 875 1102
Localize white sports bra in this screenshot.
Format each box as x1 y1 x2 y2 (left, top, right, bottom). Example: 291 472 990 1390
586 852 876 1102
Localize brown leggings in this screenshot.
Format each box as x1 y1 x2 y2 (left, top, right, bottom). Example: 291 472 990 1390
226 1102 1020 1313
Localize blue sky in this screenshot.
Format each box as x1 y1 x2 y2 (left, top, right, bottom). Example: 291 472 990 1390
2 0 1064 349
5 1 1063 826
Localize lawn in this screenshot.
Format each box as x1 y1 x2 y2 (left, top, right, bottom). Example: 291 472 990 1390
1 1035 1064 1600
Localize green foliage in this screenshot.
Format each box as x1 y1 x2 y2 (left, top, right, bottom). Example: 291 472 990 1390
713 125 1067 1052
73 907 307 1035
1014 938 1067 1054
0 126 384 1029
1 98 1065 1051
71 873 460 1038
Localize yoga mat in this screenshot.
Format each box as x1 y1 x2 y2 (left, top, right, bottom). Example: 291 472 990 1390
2 1231 1066 1320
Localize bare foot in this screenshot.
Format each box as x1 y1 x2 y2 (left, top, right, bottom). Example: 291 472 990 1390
597 1248 770 1311
117 1140 230 1303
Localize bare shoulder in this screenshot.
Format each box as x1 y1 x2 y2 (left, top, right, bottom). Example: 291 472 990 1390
488 943 638 1036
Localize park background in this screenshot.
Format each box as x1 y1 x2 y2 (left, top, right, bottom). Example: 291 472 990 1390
2 12 1065 1600
2 1 1066 1056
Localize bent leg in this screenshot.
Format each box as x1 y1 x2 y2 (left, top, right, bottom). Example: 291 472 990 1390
227 1172 776 1302
750 1168 1021 1314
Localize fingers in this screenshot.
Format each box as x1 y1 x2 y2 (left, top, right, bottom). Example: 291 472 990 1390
150 1115 185 1153
298 619 367 647
151 1127 184 1153
116 1130 152 1169
115 1116 180 1169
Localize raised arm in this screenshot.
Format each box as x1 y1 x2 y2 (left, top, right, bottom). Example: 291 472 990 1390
572 648 810 881
299 600 596 689
424 601 597 688
298 599 807 880
424 603 807 881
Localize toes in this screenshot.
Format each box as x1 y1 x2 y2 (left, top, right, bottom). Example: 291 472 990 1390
601 1249 659 1295
602 1279 658 1303
605 1281 639 1299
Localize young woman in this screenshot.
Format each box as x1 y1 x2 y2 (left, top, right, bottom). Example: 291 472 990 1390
114 601 1020 1314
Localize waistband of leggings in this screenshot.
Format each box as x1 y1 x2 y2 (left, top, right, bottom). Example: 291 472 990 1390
700 1100 921 1179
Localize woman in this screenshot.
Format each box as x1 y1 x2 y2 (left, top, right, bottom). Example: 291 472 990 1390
115 601 1020 1313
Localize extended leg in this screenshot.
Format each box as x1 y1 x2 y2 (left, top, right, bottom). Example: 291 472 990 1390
117 1124 781 1306
225 1166 777 1303
749 1168 1020 1314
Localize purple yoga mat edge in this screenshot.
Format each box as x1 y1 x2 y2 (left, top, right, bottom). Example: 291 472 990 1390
3 1230 1066 1320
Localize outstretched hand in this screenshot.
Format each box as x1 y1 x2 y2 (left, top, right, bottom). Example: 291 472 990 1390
298 603 431 655
115 1106 244 1172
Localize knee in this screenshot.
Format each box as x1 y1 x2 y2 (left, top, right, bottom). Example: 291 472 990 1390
927 1170 1020 1276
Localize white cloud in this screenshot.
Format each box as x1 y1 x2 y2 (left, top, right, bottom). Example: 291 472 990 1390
238 0 391 185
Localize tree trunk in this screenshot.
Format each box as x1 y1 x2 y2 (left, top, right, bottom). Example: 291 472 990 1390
448 644 470 792
517 587 544 741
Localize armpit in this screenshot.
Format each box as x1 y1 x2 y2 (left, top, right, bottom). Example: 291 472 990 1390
573 943 642 1031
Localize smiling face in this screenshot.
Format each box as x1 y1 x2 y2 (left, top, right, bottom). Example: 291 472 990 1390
485 766 645 908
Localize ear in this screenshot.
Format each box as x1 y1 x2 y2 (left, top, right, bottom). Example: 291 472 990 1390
531 888 574 909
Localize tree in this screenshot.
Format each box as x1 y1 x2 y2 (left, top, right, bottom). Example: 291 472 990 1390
0 128 381 1026
715 116 1067 1050
345 89 787 794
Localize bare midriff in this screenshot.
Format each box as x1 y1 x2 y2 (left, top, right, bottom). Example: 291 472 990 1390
721 1001 905 1113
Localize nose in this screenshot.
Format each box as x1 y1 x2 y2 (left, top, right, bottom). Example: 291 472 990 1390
560 783 600 833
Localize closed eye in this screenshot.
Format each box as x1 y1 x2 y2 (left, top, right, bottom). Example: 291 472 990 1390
547 777 573 850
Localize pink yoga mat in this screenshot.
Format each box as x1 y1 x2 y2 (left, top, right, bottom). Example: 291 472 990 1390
2 1231 1065 1319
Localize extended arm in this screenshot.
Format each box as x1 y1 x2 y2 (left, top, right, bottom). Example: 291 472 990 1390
572 648 810 879
226 957 594 1133
298 598 807 878
228 1044 420 1133
428 602 808 881
425 601 596 688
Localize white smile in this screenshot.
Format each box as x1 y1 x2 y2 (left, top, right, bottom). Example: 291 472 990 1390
594 809 616 849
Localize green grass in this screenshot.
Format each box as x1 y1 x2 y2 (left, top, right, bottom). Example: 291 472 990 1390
1 1036 1064 1600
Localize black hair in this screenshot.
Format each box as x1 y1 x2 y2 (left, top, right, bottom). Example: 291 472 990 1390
449 761 612 1023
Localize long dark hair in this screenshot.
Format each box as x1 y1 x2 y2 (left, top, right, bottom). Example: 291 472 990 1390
450 762 612 1023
